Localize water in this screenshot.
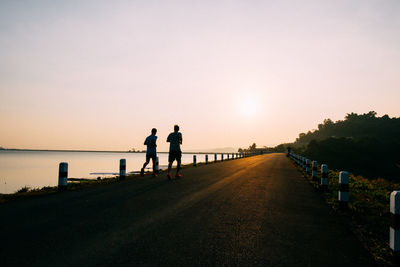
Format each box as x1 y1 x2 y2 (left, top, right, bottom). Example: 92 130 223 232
0 150 230 194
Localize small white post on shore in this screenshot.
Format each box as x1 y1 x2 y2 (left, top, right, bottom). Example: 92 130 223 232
205 154 208 164
156 156 159 173
390 191 400 265
321 164 328 191
311 161 318 180
58 162 68 190
120 159 126 180
193 155 197 166
338 171 349 207
306 159 311 174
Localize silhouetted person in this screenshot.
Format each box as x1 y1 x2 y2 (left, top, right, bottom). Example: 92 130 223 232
167 125 183 180
141 128 158 177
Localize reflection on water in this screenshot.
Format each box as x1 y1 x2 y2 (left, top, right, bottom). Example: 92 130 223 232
0 151 224 194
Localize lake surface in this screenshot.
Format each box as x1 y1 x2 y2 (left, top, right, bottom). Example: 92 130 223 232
0 150 230 194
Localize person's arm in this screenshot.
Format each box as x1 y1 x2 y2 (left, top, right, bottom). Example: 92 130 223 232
167 134 171 143
144 138 147 146
179 134 183 144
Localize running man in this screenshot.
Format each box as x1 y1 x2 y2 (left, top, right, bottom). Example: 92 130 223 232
141 128 158 177
167 125 183 180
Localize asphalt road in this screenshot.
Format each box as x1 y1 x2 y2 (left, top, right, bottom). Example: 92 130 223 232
0 153 375 266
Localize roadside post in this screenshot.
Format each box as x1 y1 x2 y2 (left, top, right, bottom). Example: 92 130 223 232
58 162 68 191
120 159 126 180
390 191 400 265
321 164 328 191
205 154 208 164
312 161 318 180
227 154 230 160
156 156 159 173
214 153 217 163
221 154 224 161
193 155 197 166
306 159 311 174
338 171 349 208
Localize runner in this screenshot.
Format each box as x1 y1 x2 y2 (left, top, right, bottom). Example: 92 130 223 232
141 128 158 177
167 125 183 180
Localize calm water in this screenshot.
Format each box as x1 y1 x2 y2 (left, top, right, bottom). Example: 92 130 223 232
0 150 228 194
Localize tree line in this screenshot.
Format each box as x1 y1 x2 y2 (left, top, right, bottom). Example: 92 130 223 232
271 111 400 181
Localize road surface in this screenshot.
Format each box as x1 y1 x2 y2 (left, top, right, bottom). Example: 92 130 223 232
0 153 374 266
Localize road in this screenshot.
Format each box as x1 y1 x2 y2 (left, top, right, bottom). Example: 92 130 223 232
0 153 374 266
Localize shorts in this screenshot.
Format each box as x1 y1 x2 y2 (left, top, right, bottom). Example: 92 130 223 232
168 151 182 163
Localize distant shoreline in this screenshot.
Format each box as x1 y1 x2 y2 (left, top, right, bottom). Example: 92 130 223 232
0 149 235 154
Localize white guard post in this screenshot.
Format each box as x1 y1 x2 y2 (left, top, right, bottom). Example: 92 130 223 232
58 162 68 190
120 159 126 180
390 191 400 264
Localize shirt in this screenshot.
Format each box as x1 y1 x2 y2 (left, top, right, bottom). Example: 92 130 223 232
167 132 182 152
144 135 157 155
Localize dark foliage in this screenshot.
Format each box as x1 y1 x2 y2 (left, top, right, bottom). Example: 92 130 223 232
305 137 400 179
295 111 400 145
289 111 400 180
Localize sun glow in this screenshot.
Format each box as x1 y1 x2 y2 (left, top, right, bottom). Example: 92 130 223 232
236 93 261 117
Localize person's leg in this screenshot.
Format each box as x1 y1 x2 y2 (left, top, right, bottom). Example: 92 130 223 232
176 159 181 173
168 162 172 173
141 155 150 176
142 156 150 169
176 151 182 176
151 156 156 175
167 152 173 179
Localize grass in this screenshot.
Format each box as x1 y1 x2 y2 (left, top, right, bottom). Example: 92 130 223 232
0 159 230 204
291 157 397 266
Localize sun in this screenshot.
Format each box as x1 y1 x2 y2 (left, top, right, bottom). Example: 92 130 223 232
237 95 260 117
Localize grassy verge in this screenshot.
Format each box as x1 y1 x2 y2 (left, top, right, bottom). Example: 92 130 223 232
0 159 230 204
291 158 397 266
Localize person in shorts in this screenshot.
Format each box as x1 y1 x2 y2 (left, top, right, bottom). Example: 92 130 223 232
141 128 158 177
167 125 182 180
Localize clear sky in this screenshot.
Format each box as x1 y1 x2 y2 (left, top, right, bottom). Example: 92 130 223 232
1 0 399 152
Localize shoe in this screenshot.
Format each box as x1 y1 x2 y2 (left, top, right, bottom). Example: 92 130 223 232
140 168 144 176
152 173 158 177
175 173 182 178
167 173 172 180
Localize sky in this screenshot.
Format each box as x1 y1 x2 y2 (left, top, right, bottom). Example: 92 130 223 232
1 0 399 152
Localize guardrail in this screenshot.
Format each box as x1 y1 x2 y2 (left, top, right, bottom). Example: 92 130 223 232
288 152 399 265
57 151 269 190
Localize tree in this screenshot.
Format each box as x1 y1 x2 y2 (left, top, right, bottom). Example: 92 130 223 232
249 143 256 151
